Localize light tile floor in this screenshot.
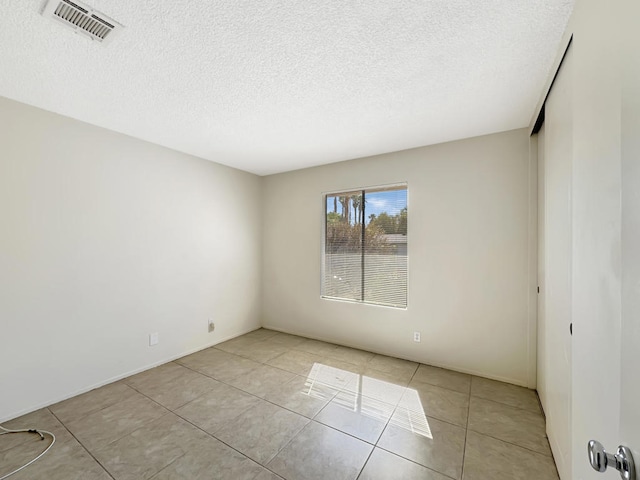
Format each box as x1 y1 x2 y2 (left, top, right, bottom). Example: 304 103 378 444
1 329 559 480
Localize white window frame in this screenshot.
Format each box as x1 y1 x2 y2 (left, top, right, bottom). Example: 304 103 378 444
320 182 408 309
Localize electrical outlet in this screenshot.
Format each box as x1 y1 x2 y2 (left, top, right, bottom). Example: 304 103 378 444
208 319 215 333
149 332 159 346
413 331 421 342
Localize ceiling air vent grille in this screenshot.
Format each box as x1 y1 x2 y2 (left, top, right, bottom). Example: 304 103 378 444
42 0 123 45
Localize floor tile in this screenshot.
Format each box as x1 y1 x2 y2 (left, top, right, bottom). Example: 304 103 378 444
360 365 414 388
175 348 235 372
235 341 290 363
346 371 407 405
242 328 280 341
315 358 363 390
359 447 451 480
471 376 540 413
268 421 373 480
227 364 296 398
124 362 187 391
264 332 307 348
367 355 418 379
378 413 466 479
49 382 137 424
463 430 559 480
95 413 209 480
1 408 75 450
129 368 219 410
254 470 285 480
149 434 264 480
265 374 338 418
0 430 39 457
3 329 561 480
206 355 263 383
267 350 326 376
65 393 168 451
174 382 260 434
215 335 264 354
0 432 58 478
467 397 550 455
293 338 340 356
315 390 393 443
326 345 376 366
5 436 112 480
214 401 309 464
413 365 471 394
403 380 470 426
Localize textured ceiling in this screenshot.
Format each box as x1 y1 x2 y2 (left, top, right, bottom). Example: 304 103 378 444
0 0 573 175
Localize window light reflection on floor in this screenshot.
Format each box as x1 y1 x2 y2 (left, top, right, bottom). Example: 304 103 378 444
302 363 432 440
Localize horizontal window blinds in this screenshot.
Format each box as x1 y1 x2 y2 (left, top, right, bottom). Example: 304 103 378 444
323 185 407 308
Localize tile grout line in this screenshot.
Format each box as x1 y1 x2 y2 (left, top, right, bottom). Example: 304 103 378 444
124 382 284 477
261 419 311 471
470 393 544 415
468 377 552 460
136 347 377 477
176 342 420 473
259 333 480 478
275 342 533 474
410 379 472 396
355 362 464 480
177 343 414 434
46 331 540 480
310 413 386 448
186 337 447 407
47 407 117 480
215 331 540 408
465 427 554 458
146 453 187 480
371 363 463 479
181 344 475 456
264 349 413 452
175 358 342 422
460 381 472 480
367 443 459 480
354 443 376 480
48 383 139 428
169 412 282 478
367 362 420 453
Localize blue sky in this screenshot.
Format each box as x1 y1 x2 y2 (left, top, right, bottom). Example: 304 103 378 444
326 189 407 224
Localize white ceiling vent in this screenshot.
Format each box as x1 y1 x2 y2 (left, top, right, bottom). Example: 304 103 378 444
41 0 123 45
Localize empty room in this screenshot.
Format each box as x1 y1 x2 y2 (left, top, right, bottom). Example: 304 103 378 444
1 0 638 479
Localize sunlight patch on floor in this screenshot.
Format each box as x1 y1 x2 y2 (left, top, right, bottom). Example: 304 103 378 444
302 363 432 439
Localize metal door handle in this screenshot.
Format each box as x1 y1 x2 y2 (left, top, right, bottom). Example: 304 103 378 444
588 440 636 480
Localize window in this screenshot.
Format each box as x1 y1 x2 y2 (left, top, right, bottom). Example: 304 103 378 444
322 185 408 308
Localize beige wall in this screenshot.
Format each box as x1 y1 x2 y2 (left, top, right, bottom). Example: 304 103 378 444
0 96 538 422
262 129 536 386
0 96 262 421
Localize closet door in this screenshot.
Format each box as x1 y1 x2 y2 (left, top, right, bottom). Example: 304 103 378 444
539 45 573 480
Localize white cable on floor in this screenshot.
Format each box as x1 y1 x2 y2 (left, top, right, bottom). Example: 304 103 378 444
0 424 56 480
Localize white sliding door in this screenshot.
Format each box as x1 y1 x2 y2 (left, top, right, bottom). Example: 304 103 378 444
538 46 573 480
